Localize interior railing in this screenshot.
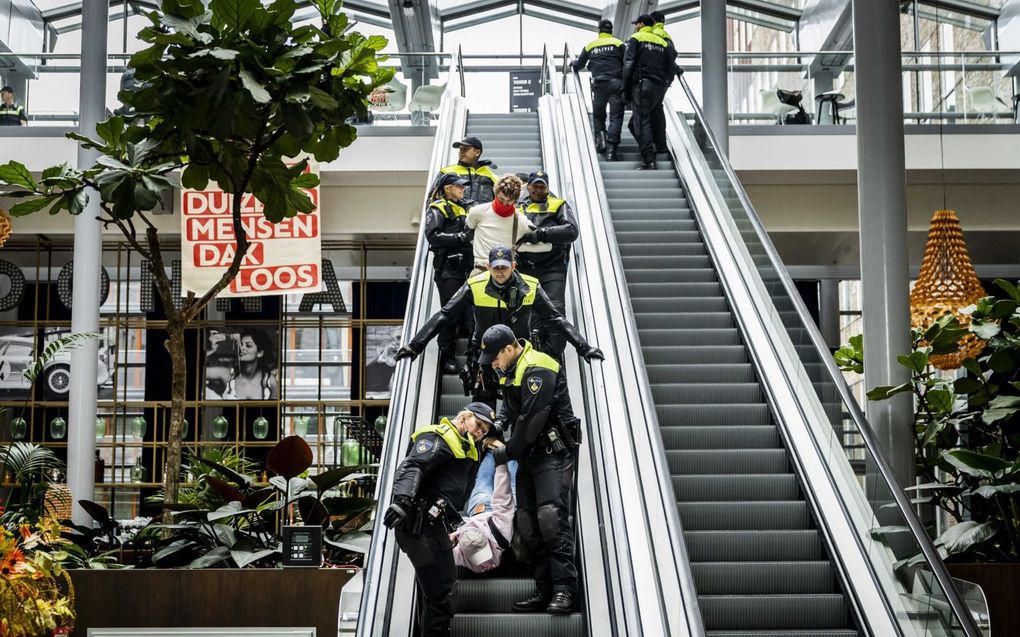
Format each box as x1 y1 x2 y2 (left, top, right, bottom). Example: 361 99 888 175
665 73 985 637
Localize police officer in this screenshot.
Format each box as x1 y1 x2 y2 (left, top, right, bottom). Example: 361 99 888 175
480 325 582 614
623 14 670 170
650 10 682 154
395 245 603 404
0 87 27 126
382 402 496 637
425 173 475 374
571 19 624 161
516 171 579 356
433 136 499 206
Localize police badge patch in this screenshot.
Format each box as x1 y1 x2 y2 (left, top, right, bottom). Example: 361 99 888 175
416 438 434 453
527 376 543 394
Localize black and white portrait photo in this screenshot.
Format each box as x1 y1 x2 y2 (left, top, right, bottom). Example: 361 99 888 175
205 327 281 400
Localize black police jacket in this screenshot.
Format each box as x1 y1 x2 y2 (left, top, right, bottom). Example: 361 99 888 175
391 419 479 511
424 198 473 280
572 32 624 83
515 194 578 277
622 27 670 89
432 160 499 206
496 341 575 460
408 270 590 355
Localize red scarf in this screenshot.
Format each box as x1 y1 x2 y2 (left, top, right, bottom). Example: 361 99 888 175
492 199 515 217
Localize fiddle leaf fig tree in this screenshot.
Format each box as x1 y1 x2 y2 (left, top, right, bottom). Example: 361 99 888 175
0 0 392 512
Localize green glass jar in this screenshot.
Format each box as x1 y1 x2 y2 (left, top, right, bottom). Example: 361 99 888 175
95 417 107 438
252 416 270 440
374 415 387 437
129 460 147 483
49 416 67 440
9 417 27 440
130 416 147 438
340 438 363 466
211 415 229 439
181 418 190 439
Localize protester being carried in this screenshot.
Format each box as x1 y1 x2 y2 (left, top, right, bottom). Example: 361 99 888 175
451 439 515 573
464 174 539 275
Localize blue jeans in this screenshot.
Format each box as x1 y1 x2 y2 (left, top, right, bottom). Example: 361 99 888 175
465 453 517 515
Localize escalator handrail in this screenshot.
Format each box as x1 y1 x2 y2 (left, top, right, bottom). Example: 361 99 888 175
672 75 982 637
561 52 706 637
355 50 466 637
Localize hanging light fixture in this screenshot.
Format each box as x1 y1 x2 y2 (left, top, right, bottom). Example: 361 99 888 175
0 210 11 248
910 210 986 369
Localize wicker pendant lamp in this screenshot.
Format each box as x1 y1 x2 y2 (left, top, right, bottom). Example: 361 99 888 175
0 209 11 248
909 210 986 369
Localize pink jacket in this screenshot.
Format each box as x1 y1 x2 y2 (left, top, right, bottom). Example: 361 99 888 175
451 462 514 572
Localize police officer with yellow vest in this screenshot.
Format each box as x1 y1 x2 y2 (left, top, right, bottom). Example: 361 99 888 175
0 87 28 126
571 19 624 160
650 10 682 154
516 171 579 356
480 324 583 614
432 136 500 206
425 173 475 374
382 402 496 637
395 245 602 404
623 15 671 170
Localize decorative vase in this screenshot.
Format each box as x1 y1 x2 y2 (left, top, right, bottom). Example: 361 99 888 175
129 460 147 483
95 417 107 437
374 414 387 437
253 416 270 440
9 417 27 440
294 415 312 436
130 415 147 438
211 415 229 439
341 438 363 466
49 416 67 440
181 418 189 439
94 450 105 484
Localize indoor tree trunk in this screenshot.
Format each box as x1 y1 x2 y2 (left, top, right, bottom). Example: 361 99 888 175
161 318 188 522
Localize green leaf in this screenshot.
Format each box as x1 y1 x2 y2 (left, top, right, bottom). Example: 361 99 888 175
0 161 36 189
10 195 60 217
307 86 339 110
152 539 197 565
239 67 271 104
868 382 912 401
972 320 1001 340
988 350 1018 374
926 388 954 414
292 172 319 189
282 102 314 137
942 449 1012 478
230 547 279 568
321 496 376 518
309 465 372 492
181 164 210 190
962 358 983 377
953 377 984 394
969 484 1020 498
940 521 1000 554
899 351 929 373
188 546 231 569
994 279 1020 304
324 531 371 554
209 0 259 30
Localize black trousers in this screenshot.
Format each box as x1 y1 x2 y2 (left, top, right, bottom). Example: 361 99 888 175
395 523 458 637
591 78 624 145
435 275 468 357
518 267 568 357
515 447 577 596
627 79 664 162
651 82 669 152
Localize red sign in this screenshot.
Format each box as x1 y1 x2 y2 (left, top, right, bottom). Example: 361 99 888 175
180 161 322 298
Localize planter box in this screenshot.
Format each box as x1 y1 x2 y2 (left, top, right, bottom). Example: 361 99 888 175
947 563 1020 635
70 568 356 637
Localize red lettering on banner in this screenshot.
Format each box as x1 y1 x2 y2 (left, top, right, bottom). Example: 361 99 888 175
185 215 318 242
193 241 264 267
230 264 319 293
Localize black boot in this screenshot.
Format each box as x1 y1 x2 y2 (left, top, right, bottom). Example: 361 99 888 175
512 591 552 613
547 592 574 615
638 160 657 170
607 143 619 161
595 130 607 154
440 349 457 375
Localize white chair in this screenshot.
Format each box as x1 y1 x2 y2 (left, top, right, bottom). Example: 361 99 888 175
966 86 1009 122
368 78 408 120
760 88 798 125
409 83 445 125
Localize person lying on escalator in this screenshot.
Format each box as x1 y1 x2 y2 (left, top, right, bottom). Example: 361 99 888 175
451 438 516 573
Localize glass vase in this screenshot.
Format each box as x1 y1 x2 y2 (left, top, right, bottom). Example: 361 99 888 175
9 417 27 440
374 415 387 437
49 416 67 440
129 460 147 483
130 416 147 438
211 415 229 439
252 416 269 440
341 438 363 466
95 417 107 437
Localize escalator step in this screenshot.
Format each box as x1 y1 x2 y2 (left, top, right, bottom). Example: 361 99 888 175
452 613 585 637
652 382 762 405
610 208 694 221
458 578 536 613
630 296 728 313
698 594 851 631
606 187 686 200
601 177 682 187
707 631 859 637
684 529 824 561
613 219 698 232
628 282 723 298
645 362 752 383
691 561 839 594
609 211 699 225
618 242 706 257
667 448 788 474
626 268 717 284
677 501 811 530
636 327 740 346
635 312 732 330
659 424 778 448
655 403 770 426
641 345 749 365
672 474 801 501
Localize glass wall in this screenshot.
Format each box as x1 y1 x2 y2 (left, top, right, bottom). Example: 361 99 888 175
0 238 413 519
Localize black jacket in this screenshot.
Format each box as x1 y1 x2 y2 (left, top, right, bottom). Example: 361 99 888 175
622 27 671 89
391 424 478 512
424 198 473 280
496 341 576 460
408 270 591 355
515 194 579 277
572 33 624 83
432 160 499 206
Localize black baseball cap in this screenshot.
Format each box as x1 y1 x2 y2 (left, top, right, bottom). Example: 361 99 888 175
463 401 496 426
478 324 516 365
598 19 613 32
650 11 665 23
453 136 483 151
633 14 654 26
439 173 470 188
527 170 549 185
488 245 513 268
0 86 13 94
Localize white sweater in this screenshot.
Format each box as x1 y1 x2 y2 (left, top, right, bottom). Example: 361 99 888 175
465 203 546 266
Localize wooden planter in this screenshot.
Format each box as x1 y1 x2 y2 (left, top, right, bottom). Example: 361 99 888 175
70 568 356 636
947 563 1020 635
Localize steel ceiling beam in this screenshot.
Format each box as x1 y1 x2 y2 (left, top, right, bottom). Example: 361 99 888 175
443 7 520 32
525 0 603 21
521 6 596 31
441 0 516 23
388 0 442 85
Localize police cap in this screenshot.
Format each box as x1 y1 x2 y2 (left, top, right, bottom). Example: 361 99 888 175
463 401 496 426
632 14 654 26
453 136 483 151
438 173 470 188
650 10 665 23
598 19 613 33
488 245 513 268
478 324 517 365
527 171 549 185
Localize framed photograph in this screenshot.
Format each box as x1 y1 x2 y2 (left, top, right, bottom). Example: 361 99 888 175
205 327 281 400
364 324 403 399
0 327 115 400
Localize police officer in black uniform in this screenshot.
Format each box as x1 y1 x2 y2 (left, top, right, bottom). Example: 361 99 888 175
0 86 28 126
623 14 670 170
382 402 496 637
571 19 624 160
516 171 579 357
425 173 475 374
481 325 584 614
650 10 682 154
432 136 500 206
394 246 602 404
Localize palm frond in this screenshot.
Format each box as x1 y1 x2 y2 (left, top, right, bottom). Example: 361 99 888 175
22 331 99 385
0 441 65 480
